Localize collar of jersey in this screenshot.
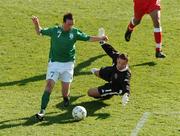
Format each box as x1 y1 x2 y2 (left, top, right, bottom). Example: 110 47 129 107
59 26 72 33
118 65 129 72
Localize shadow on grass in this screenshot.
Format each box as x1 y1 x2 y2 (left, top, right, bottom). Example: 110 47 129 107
74 54 106 76
0 116 38 130
131 61 157 67
41 99 110 126
0 95 110 130
0 54 105 87
0 74 46 87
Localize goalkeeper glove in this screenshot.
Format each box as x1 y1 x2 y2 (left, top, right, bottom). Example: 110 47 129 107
122 93 129 106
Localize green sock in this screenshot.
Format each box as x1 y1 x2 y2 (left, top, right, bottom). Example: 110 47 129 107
41 91 51 110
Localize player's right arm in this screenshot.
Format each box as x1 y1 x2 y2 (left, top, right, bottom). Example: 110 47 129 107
32 16 42 35
32 16 53 36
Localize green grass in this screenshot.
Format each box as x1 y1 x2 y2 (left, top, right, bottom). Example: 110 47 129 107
0 0 180 135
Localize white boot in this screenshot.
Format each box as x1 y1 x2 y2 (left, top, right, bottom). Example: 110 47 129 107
91 68 99 74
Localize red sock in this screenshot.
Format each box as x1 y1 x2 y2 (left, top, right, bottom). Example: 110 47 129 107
154 28 162 52
128 20 135 31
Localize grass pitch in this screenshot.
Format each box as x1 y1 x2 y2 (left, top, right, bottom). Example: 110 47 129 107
0 0 180 136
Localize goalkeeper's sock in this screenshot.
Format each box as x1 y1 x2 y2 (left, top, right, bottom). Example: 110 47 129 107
41 91 51 110
154 27 162 52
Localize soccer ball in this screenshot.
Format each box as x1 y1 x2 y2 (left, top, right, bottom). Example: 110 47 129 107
72 106 87 120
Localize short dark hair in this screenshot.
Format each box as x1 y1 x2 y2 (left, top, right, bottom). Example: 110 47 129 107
63 13 73 23
117 53 129 62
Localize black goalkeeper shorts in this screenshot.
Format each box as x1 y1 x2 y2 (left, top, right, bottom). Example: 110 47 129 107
98 83 121 97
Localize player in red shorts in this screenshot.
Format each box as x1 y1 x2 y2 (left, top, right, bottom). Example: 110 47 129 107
125 0 166 58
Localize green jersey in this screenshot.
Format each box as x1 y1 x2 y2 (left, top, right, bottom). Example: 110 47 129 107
40 26 90 62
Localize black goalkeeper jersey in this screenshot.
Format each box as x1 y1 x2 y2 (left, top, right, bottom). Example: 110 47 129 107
99 43 131 95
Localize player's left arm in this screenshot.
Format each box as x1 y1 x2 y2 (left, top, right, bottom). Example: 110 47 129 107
76 30 108 42
122 71 131 95
121 70 131 106
89 36 108 42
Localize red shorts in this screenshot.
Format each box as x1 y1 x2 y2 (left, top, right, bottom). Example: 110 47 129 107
134 0 161 20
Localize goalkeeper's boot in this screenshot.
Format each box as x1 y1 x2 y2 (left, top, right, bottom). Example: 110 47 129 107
63 96 70 107
155 51 166 58
125 28 133 42
35 109 45 121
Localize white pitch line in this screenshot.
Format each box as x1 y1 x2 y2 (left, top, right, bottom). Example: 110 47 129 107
152 112 180 115
130 111 180 136
130 112 151 136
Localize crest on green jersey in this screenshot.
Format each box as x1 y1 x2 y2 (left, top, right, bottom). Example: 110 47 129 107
69 33 74 39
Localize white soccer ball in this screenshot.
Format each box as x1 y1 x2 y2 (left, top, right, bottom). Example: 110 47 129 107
72 106 87 120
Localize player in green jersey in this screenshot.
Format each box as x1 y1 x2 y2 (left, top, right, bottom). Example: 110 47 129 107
32 13 108 121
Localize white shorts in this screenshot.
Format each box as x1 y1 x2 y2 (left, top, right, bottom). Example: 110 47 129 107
46 61 74 83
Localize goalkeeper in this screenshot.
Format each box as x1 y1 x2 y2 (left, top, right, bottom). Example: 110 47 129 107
88 41 131 106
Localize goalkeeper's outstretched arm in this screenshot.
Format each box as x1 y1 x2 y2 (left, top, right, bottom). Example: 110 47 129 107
101 43 119 60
